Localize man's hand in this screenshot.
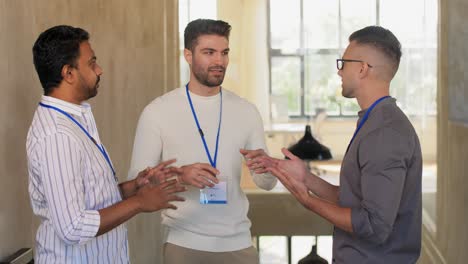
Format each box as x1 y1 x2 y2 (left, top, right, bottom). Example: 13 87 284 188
172 163 219 189
267 148 311 207
274 148 309 184
268 148 352 232
135 179 186 212
134 159 178 189
98 177 185 236
240 148 279 174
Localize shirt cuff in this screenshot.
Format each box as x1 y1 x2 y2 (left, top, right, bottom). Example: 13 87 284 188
251 172 278 190
351 206 390 244
79 210 101 244
351 207 372 237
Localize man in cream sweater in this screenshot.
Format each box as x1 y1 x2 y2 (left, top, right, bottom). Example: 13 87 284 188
128 19 277 264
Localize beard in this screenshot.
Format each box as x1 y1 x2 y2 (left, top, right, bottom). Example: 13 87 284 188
79 73 99 100
192 64 226 87
90 75 99 97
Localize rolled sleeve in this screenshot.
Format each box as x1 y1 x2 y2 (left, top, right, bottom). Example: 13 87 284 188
351 202 393 244
351 127 411 244
78 210 101 243
39 133 100 245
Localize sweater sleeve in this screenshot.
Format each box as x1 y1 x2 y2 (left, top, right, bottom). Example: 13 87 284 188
245 104 277 190
128 102 163 180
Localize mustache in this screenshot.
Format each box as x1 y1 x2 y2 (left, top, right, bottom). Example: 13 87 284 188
96 75 100 85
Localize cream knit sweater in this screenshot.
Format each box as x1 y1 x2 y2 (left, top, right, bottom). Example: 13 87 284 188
128 87 277 252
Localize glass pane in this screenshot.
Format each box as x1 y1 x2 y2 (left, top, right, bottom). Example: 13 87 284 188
392 48 437 115
317 236 333 263
291 236 333 264
380 0 426 48
340 0 376 47
259 236 288 264
387 0 438 116
424 0 438 48
271 56 301 117
270 0 300 53
292 236 315 264
189 0 217 20
179 0 190 50
303 0 339 49
341 97 361 115
304 53 342 116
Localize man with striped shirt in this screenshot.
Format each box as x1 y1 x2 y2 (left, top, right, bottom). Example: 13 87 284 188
27 25 186 263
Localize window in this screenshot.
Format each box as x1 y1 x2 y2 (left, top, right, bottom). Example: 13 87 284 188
268 0 438 119
258 236 333 263
178 0 217 86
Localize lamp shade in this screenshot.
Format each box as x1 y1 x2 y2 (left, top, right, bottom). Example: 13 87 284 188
288 125 332 160
298 245 328 264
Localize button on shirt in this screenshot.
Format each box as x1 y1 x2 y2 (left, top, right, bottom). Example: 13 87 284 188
26 96 129 263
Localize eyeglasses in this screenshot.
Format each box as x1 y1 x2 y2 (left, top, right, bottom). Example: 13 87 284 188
336 59 373 70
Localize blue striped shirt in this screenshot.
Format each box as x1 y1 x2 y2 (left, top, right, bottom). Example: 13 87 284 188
26 96 129 263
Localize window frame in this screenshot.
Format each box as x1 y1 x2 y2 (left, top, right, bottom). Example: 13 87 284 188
267 0 437 119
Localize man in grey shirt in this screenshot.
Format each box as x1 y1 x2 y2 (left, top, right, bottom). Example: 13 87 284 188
247 26 422 263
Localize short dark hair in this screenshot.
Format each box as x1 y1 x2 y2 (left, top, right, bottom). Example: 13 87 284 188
32 25 89 95
349 26 402 78
184 19 231 50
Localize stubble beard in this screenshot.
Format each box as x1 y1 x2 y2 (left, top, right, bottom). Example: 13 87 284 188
193 65 226 88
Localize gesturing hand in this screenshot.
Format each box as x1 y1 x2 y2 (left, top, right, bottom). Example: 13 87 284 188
136 179 186 212
135 159 178 189
240 148 279 174
274 148 309 184
172 163 219 189
267 148 311 207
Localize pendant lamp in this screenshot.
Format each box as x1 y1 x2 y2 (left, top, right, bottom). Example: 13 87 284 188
298 244 328 264
287 125 332 161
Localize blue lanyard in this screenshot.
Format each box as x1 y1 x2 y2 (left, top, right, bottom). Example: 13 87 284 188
345 96 390 154
185 84 222 168
39 102 116 176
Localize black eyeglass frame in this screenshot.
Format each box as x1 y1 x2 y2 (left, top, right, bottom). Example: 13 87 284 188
336 59 373 70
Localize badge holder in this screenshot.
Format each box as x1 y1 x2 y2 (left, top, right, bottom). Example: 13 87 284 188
200 181 227 204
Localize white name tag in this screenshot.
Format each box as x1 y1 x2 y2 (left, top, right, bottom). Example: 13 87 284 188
200 181 227 204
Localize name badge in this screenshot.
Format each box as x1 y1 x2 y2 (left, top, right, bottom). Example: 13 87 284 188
200 181 227 204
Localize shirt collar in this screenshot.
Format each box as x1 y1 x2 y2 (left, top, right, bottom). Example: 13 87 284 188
41 95 91 116
357 96 395 118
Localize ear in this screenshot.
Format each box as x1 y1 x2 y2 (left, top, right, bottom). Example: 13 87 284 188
358 63 370 79
61 65 75 84
183 48 192 66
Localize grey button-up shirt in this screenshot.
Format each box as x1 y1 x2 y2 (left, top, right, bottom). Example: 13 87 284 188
333 98 422 264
